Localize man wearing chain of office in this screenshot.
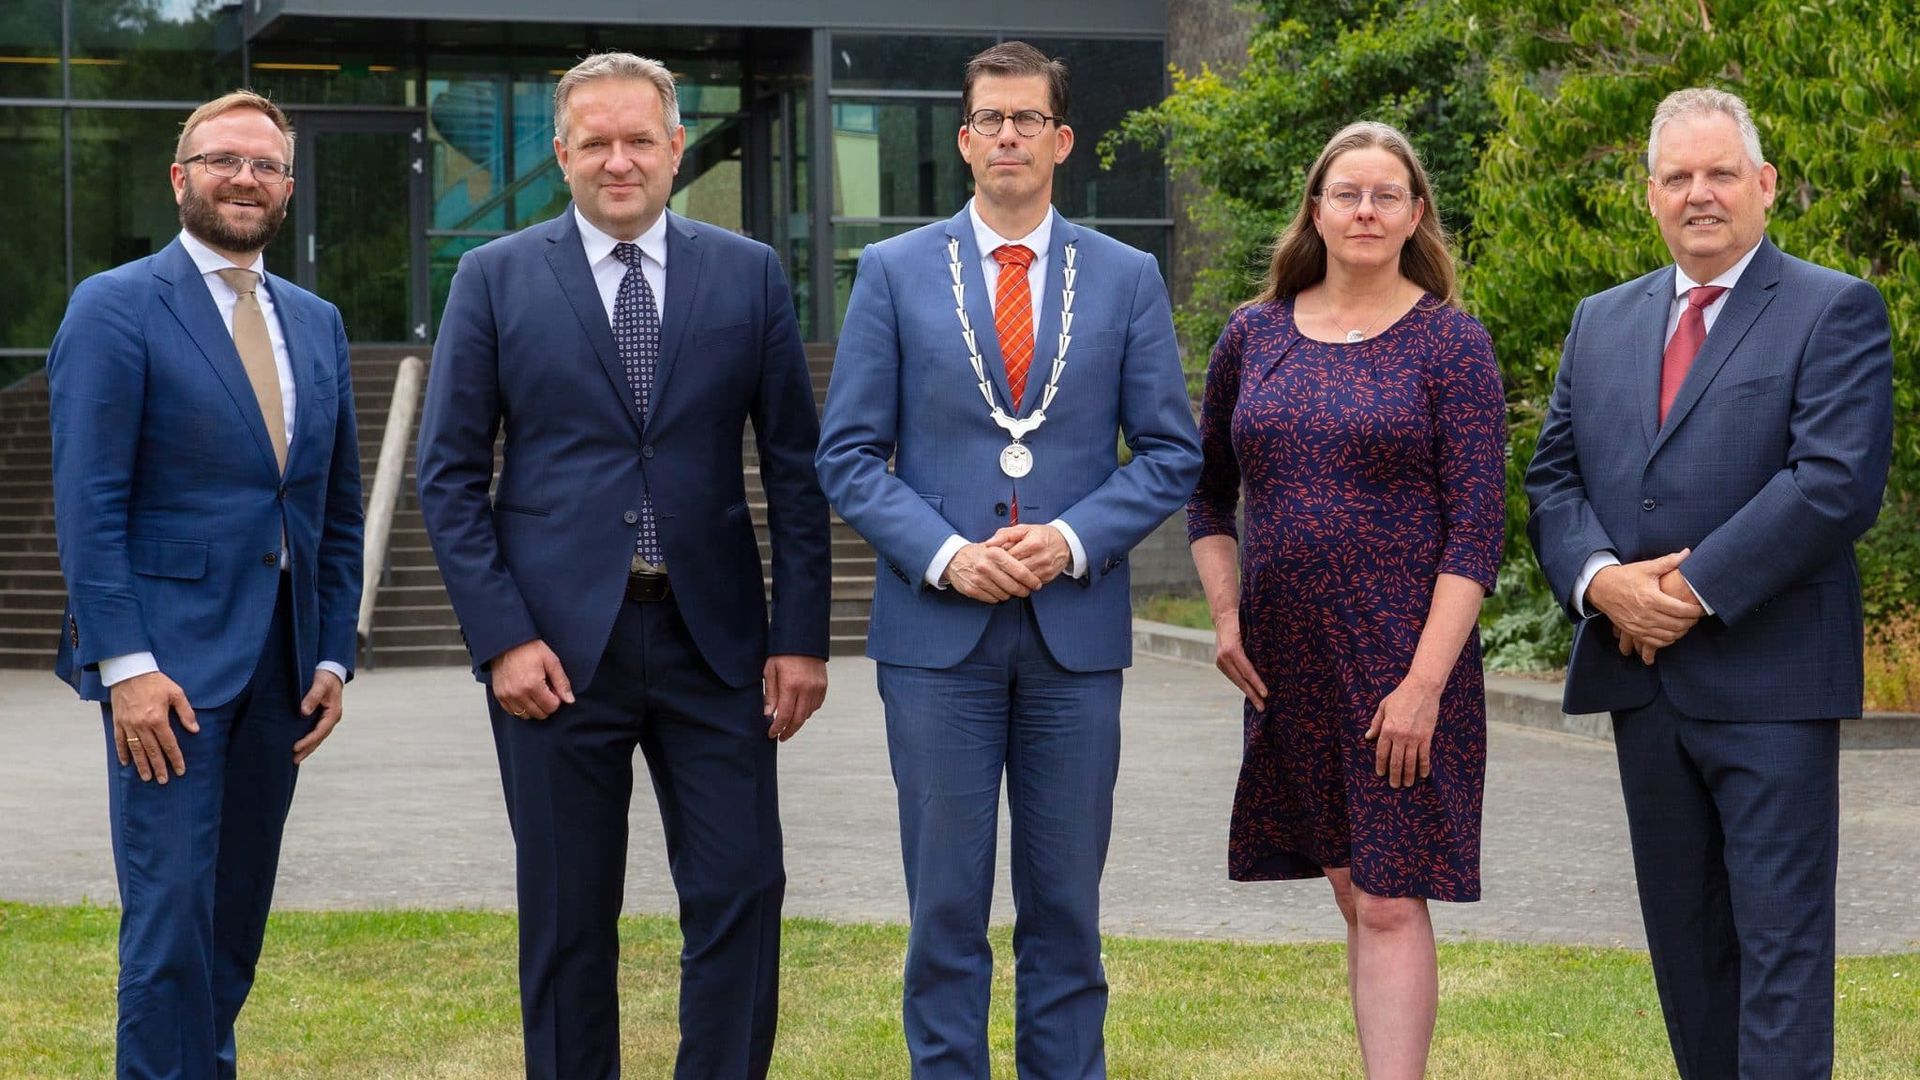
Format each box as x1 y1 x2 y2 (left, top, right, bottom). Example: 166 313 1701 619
816 41 1200 1079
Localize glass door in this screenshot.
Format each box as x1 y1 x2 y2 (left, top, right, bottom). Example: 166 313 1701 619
277 112 429 344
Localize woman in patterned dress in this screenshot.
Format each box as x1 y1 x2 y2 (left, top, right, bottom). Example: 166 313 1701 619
1185 121 1506 1078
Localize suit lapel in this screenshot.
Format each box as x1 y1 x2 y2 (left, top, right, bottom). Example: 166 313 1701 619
1024 213 1074 420
1634 266 1675 450
648 211 704 432
153 239 280 477
1651 239 1781 458
264 272 311 478
544 209 644 437
945 208 1017 412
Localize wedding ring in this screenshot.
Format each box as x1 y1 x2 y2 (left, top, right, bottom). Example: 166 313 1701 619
126 735 142 746
510 709 527 718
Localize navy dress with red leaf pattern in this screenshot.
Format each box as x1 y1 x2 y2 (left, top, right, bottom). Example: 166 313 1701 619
1186 296 1505 902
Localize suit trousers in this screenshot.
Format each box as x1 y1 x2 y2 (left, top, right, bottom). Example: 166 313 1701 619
103 574 306 1080
877 598 1123 1080
489 593 784 1080
1612 689 1840 1080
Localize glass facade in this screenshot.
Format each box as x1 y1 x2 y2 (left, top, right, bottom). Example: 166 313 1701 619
0 6 1168 377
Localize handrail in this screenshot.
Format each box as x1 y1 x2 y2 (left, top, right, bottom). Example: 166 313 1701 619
357 354 426 665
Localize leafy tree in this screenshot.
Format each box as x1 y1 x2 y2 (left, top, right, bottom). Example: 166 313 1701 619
1104 0 1494 363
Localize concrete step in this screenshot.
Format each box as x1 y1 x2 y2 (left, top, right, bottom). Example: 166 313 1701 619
0 533 59 553
357 643 471 668
0 568 67 592
0 645 58 670
0 587 68 612
0 624 63 651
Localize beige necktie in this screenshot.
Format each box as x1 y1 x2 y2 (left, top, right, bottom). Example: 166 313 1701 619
215 267 288 473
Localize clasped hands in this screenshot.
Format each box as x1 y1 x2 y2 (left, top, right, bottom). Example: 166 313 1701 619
941 523 1071 603
1587 549 1706 665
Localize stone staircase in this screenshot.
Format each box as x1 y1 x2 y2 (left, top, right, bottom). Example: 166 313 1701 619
0 373 61 670
0 344 875 671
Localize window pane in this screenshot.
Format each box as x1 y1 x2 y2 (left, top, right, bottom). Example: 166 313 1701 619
430 235 491 334
672 114 743 233
428 60 575 234
833 99 969 220
70 109 182 282
830 34 991 92
249 50 419 106
0 1 62 98
833 221 924 330
0 108 66 351
71 0 242 101
1025 37 1167 220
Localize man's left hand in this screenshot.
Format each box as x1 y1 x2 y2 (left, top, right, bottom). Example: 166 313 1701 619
292 669 345 765
764 654 827 741
987 524 1071 586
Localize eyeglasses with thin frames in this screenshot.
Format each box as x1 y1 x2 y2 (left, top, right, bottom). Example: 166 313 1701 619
966 109 1063 138
1314 183 1417 216
180 153 294 185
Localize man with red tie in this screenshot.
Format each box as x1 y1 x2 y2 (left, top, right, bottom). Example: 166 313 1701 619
816 41 1200 1079
1525 87 1893 1080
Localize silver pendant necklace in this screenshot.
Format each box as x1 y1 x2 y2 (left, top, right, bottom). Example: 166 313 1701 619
947 235 1078 479
1324 283 1401 343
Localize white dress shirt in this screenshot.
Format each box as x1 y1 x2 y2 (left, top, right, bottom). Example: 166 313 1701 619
1572 239 1764 618
924 200 1089 588
103 232 347 687
575 206 669 331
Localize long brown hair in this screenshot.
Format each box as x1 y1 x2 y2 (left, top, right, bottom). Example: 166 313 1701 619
1250 121 1457 307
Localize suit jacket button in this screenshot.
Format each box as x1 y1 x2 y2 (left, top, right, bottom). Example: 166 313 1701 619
263 552 278 567
994 502 1008 517
642 445 655 460
623 510 639 524
1642 498 1657 511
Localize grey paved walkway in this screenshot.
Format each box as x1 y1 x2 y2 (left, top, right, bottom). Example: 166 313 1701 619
4 658 1916 953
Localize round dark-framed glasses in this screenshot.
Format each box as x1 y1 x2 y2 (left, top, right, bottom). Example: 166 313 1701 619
966 109 1063 138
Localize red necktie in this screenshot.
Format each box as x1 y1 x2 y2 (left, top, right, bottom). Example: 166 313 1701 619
1660 285 1728 423
992 244 1036 410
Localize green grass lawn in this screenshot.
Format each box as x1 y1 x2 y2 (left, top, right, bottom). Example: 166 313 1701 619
2 902 1914 1077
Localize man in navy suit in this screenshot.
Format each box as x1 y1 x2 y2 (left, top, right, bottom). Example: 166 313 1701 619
817 42 1200 1078
1526 88 1893 1080
47 91 364 1078
416 52 830 1080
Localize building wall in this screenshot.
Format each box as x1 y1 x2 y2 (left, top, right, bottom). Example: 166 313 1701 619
1165 0 1255 318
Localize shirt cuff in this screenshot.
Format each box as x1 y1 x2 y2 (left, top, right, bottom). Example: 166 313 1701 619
1573 550 1620 618
1677 572 1715 616
316 660 349 684
99 651 160 687
1049 518 1088 579
926 534 969 589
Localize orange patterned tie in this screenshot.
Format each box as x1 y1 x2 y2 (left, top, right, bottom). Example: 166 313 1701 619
992 244 1036 410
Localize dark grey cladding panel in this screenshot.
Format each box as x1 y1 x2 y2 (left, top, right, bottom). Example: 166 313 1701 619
254 0 1167 35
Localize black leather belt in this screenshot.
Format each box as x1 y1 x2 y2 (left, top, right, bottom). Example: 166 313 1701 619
625 570 672 603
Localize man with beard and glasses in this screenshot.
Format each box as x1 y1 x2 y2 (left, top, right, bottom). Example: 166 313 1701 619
46 90 363 1079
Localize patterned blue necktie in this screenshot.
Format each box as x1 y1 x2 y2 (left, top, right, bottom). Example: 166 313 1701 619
612 241 664 566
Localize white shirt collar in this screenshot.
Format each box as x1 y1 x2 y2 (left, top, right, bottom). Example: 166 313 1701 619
967 198 1053 260
575 206 670 269
1675 238 1763 297
178 228 266 279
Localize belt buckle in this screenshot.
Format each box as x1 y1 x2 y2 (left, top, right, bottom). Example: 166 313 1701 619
630 554 668 576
